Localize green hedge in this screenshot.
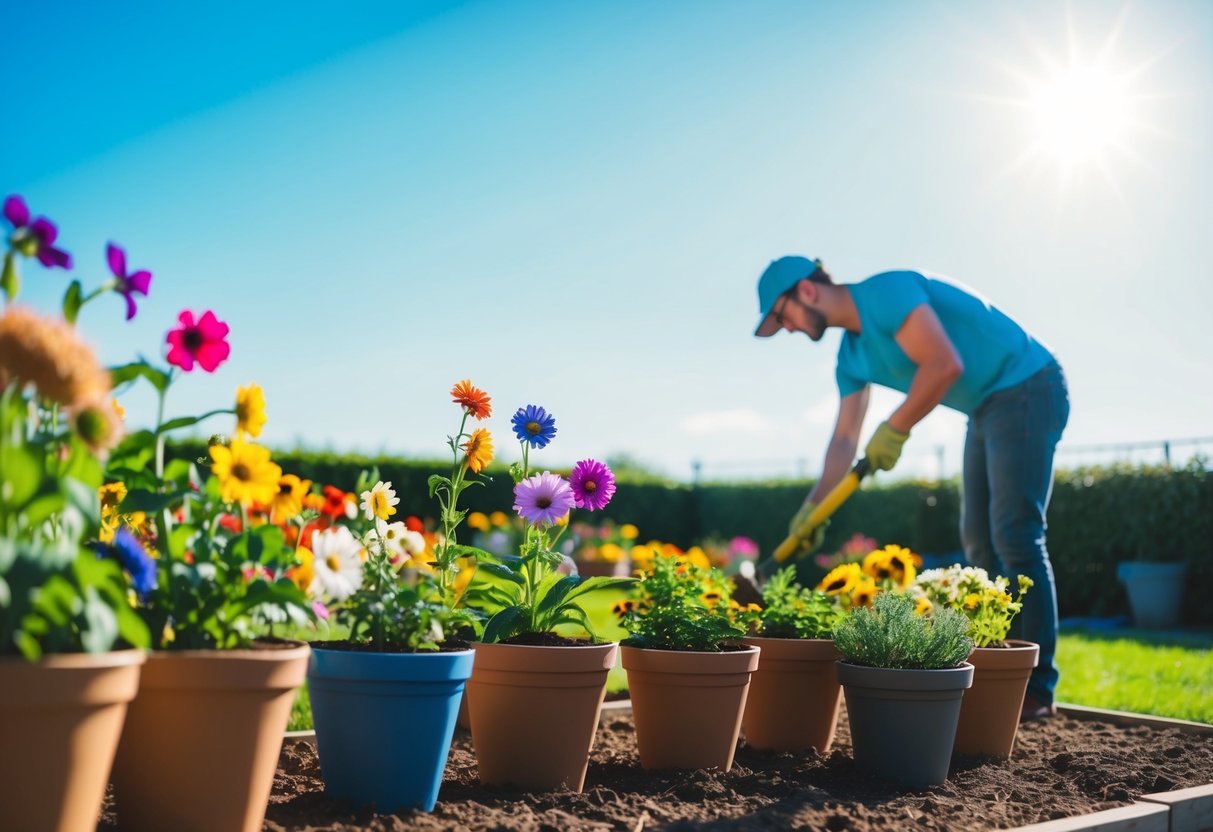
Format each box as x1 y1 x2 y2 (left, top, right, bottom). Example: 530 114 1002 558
168 445 1211 625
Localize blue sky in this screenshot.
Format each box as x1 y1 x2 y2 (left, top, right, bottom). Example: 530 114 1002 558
4 0 1211 482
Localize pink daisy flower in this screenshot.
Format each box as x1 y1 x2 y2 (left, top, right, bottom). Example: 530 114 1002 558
513 472 576 526
569 459 616 512
166 309 231 372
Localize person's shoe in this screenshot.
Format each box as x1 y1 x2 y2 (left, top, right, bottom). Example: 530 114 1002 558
1020 696 1057 722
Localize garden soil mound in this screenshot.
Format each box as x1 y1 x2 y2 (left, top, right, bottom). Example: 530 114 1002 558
104 708 1213 831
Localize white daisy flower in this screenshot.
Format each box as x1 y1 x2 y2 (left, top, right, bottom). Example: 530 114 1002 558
310 526 364 601
366 519 408 560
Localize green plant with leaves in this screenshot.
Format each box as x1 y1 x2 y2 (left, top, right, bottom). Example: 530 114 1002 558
833 591 972 670
913 564 1032 648
757 566 846 639
620 554 758 652
463 402 633 643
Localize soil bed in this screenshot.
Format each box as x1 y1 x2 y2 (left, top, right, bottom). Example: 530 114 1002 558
104 708 1213 831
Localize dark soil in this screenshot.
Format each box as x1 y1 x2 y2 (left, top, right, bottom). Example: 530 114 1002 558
253 708 1213 831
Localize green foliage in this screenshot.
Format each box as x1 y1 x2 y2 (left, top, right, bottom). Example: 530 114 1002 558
833 591 972 670
758 566 845 639
620 555 753 652
0 383 150 658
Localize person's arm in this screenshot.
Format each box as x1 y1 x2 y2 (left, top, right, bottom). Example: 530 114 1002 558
885 304 964 434
807 387 869 504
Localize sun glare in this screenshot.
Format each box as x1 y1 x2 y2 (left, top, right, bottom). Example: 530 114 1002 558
1027 62 1136 166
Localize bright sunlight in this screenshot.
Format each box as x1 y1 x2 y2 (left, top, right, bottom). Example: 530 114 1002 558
1026 62 1136 167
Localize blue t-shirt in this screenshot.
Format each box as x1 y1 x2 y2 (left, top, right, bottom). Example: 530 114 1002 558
836 271 1055 415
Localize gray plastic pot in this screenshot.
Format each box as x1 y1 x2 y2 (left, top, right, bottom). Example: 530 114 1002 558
1116 561 1187 629
835 660 974 788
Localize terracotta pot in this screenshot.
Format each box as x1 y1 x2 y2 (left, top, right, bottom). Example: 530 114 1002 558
621 644 760 771
111 641 309 832
836 660 974 787
0 649 144 832
953 640 1039 758
467 641 616 791
456 685 472 730
741 637 841 752
308 646 474 812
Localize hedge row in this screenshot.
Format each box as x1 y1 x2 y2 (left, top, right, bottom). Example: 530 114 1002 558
169 445 1212 625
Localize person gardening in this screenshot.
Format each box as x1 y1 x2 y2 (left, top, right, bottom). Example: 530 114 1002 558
753 255 1068 721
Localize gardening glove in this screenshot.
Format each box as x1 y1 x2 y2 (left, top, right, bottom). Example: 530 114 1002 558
865 421 909 472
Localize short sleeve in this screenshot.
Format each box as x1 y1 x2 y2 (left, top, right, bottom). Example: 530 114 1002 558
865 271 930 335
836 364 864 398
835 336 866 398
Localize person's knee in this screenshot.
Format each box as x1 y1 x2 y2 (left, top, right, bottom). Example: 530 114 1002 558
990 527 1049 572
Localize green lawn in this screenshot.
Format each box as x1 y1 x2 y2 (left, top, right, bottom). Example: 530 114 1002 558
1056 627 1213 723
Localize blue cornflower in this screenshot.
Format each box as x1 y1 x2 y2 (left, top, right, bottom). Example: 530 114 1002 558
510 404 557 449
96 528 158 601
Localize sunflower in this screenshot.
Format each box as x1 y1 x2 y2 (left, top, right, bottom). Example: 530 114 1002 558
914 595 933 616
99 482 128 543
881 544 918 587
461 427 494 473
450 379 492 420
288 547 315 593
235 383 267 438
209 438 282 507
862 549 894 582
271 473 313 523
818 562 862 595
851 580 878 608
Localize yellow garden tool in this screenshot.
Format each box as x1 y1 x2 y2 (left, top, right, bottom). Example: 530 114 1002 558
771 457 873 566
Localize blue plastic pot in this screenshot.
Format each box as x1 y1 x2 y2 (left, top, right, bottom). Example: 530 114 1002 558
307 646 474 813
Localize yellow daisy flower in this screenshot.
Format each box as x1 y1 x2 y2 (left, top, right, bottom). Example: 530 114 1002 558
271 473 313 523
599 543 624 563
289 547 315 593
235 383 267 438
818 562 862 595
620 523 639 540
99 481 127 543
461 428 494 474
209 438 282 507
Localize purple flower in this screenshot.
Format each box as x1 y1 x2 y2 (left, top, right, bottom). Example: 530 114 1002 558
513 472 576 526
510 404 557 448
569 459 616 511
3 195 72 269
106 243 153 321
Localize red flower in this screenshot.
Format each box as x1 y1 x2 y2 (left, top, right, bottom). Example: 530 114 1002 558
404 515 425 533
321 485 348 518
218 514 243 534
450 379 492 420
165 309 230 373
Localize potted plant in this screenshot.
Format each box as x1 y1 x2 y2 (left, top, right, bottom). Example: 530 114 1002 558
1 241 154 832
569 518 636 577
1116 560 1187 629
304 382 490 812
99 308 315 831
915 565 1037 758
460 399 633 791
741 566 846 753
618 554 762 771
833 591 974 787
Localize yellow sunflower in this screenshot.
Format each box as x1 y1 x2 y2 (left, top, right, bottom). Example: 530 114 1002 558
271 473 313 523
289 547 315 593
851 580 878 608
818 562 862 595
862 549 894 582
235 383 267 438
461 428 494 473
209 438 282 507
99 481 127 543
914 595 933 616
881 544 918 587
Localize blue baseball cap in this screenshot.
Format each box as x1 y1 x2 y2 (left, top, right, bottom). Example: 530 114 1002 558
754 255 822 337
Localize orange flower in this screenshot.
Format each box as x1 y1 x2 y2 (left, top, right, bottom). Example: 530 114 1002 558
462 428 494 473
450 379 492 420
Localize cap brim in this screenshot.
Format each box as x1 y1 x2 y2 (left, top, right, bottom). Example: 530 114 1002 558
754 312 781 338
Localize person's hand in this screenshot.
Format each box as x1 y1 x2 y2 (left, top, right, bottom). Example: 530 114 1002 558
865 421 909 472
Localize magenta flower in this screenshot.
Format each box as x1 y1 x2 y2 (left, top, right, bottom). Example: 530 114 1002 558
513 472 576 526
166 309 231 372
3 195 71 268
569 459 616 511
106 243 152 321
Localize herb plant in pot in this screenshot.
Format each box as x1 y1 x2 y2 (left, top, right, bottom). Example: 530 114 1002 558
741 566 846 753
102 319 314 832
915 565 1037 758
833 591 974 787
619 554 762 771
1 234 152 832
461 399 633 791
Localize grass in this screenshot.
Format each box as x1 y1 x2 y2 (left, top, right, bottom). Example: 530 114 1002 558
1056 626 1213 723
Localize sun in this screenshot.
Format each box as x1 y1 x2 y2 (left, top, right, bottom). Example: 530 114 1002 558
1025 61 1137 169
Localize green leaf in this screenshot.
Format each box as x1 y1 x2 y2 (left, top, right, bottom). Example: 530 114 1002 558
106 430 156 472
482 605 528 644
535 575 581 617
168 524 196 560
21 493 66 529
427 474 449 498
443 544 493 561
108 361 170 394
1 251 19 301
477 563 525 585
118 488 188 514
163 458 194 484
62 476 101 522
62 438 104 489
0 575 10 608
0 444 42 509
566 576 637 601
79 587 119 654
62 280 83 324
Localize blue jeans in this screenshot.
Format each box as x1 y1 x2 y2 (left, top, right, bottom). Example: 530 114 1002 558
961 361 1069 705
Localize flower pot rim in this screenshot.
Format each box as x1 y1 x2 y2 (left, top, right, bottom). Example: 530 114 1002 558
0 647 146 669
147 639 309 662
742 635 834 644
310 643 474 656
836 659 974 673
620 642 759 656
471 640 619 651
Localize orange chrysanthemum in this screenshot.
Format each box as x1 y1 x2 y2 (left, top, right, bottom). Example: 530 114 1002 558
450 379 492 420
461 427 494 473
0 306 111 407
